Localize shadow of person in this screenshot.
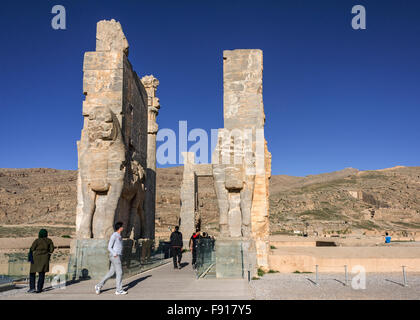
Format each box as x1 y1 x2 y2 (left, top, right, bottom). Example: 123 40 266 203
124 275 151 290
179 262 189 269
100 275 152 293
43 268 92 290
41 287 54 292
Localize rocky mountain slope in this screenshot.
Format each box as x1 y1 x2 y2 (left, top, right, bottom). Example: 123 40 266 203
0 166 419 238
0 168 76 226
269 166 420 236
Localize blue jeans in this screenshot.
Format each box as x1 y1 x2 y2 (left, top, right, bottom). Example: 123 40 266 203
97 255 123 291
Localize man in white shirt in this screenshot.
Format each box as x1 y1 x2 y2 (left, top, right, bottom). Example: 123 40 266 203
95 222 127 295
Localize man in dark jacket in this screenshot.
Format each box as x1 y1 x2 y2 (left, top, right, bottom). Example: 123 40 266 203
28 229 54 293
170 226 183 269
189 230 200 269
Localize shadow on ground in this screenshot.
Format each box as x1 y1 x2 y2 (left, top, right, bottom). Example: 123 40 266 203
98 275 152 293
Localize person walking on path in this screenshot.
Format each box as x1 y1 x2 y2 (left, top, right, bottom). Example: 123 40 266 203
170 226 183 269
189 230 200 269
27 229 54 293
95 222 127 295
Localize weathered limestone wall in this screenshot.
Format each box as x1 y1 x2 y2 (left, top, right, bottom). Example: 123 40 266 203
212 49 271 271
178 49 271 273
76 19 150 240
251 140 271 268
178 49 271 271
194 164 213 176
222 49 265 131
179 152 197 246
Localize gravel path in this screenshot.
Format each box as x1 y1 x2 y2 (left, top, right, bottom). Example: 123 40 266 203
250 272 420 299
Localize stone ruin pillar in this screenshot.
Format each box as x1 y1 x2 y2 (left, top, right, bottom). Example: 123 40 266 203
212 49 271 276
71 19 154 280
141 75 160 240
177 49 272 277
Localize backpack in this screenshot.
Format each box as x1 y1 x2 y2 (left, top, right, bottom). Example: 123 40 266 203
171 231 183 246
28 249 33 264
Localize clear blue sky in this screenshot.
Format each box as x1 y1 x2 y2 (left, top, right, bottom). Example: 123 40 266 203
0 0 419 176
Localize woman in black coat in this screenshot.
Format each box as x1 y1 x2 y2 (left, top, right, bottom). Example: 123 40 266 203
28 229 54 293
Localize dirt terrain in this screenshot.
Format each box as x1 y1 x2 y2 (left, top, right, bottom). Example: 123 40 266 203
0 166 419 239
270 166 420 237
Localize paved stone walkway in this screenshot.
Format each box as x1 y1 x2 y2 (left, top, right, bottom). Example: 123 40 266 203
1 254 252 300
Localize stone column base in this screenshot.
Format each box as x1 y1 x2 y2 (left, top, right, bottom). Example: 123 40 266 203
215 238 257 279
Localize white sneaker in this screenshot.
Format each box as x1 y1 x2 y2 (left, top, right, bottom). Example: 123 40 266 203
95 285 101 295
115 290 127 295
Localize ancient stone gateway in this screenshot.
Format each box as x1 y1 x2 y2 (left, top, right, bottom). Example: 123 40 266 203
179 49 272 277
179 152 213 247
71 19 160 279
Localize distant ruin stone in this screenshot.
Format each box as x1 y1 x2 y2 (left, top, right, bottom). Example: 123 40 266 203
76 20 155 240
179 152 196 243
96 19 129 55
179 152 213 246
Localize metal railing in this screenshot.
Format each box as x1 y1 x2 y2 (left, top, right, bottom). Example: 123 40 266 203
305 264 420 288
307 264 350 286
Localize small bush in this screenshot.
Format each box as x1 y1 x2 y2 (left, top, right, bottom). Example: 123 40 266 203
268 269 279 273
270 245 276 249
257 268 265 277
61 235 72 238
252 277 260 280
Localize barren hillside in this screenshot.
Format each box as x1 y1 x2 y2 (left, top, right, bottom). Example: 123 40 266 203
0 166 419 238
270 166 420 237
